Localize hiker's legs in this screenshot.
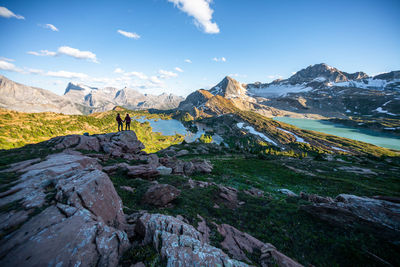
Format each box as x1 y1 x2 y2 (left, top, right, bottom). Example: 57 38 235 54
118 122 123 131
126 123 130 131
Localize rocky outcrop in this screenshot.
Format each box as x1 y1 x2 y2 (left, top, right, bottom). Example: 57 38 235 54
299 192 334 203
134 213 248 266
0 151 129 266
142 184 181 207
217 224 303 267
301 194 400 241
160 157 213 176
50 130 145 159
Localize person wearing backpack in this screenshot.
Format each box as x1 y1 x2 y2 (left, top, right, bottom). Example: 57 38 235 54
124 114 131 131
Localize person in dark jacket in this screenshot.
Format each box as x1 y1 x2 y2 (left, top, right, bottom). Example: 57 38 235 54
116 113 123 131
124 114 131 131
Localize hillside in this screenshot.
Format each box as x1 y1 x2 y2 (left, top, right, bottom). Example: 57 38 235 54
0 107 183 153
0 126 399 266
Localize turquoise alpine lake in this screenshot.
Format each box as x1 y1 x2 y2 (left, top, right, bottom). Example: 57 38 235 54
135 117 223 144
274 117 400 150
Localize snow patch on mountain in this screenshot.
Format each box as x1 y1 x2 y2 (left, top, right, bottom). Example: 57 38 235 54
374 107 397 116
237 122 278 145
276 127 307 143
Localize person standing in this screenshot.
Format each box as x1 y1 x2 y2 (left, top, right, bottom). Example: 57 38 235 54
124 114 131 131
116 113 123 131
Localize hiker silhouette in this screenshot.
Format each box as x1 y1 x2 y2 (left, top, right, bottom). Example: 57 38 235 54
124 114 131 131
116 113 123 131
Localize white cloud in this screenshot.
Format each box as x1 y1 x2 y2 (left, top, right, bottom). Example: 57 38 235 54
27 68 44 75
149 76 163 85
46 70 88 79
114 68 124 74
0 6 24 19
27 46 98 63
124 71 148 80
212 57 226 62
44 23 59 32
0 57 14 62
175 67 184 72
27 50 57 56
158 69 178 79
0 60 22 72
167 0 219 34
184 59 192 63
58 46 98 63
117 30 140 39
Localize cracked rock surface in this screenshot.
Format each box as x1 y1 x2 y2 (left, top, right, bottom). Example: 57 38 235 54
0 150 129 266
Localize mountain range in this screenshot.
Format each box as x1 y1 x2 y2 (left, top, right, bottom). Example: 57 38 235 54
1 63 399 118
0 75 183 114
179 63 400 119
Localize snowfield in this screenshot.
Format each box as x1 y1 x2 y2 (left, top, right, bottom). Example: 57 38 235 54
333 78 400 90
247 83 312 98
237 122 278 146
276 127 307 143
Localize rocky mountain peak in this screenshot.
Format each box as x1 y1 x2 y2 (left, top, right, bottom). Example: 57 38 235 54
288 63 349 84
209 76 246 98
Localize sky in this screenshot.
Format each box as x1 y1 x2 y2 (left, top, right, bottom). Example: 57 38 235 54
0 0 399 96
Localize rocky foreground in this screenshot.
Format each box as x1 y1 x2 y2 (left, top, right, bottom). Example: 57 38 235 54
0 131 399 266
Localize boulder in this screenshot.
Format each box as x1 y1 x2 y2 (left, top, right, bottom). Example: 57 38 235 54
0 152 129 266
299 192 334 203
127 165 160 179
0 206 129 267
159 157 213 176
301 194 400 241
217 184 239 209
142 184 181 207
134 213 248 266
217 223 303 267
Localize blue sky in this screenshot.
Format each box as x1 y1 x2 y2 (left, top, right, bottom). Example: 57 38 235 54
0 0 399 96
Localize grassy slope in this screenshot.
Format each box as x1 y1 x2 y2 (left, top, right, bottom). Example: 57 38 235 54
111 144 400 267
1 111 399 265
0 108 183 153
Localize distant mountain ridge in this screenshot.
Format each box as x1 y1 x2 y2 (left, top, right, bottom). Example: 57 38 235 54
179 63 400 119
0 75 83 114
63 82 184 113
0 76 184 114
